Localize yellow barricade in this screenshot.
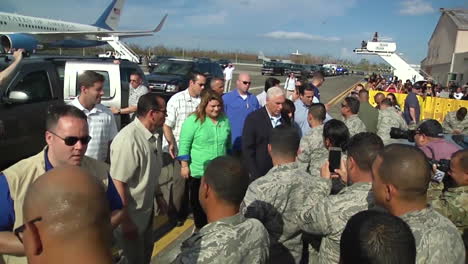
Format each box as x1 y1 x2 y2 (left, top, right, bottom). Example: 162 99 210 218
368 90 468 123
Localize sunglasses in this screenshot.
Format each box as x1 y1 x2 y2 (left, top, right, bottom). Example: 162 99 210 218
48 131 92 146
242 81 251 85
14 217 42 243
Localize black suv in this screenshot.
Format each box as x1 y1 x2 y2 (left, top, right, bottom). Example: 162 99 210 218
261 62 286 76
148 55 175 72
217 59 231 69
147 59 224 99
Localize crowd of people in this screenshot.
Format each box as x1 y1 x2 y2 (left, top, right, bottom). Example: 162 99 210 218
365 73 468 100
0 67 467 264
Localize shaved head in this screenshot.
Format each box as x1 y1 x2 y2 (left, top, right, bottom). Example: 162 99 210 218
374 93 385 107
236 73 251 94
374 144 430 201
23 166 111 243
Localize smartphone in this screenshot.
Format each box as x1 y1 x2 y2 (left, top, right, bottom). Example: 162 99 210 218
328 147 342 173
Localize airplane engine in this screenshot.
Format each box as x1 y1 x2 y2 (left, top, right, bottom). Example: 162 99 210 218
0 34 40 53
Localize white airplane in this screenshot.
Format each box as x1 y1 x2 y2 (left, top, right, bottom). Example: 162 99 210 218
0 0 167 52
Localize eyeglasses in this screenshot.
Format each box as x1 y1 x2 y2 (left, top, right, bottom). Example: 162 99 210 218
48 131 92 146
14 217 42 243
130 79 139 83
242 81 251 85
154 109 168 117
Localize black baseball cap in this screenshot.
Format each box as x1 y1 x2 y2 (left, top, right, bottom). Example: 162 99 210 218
416 119 443 138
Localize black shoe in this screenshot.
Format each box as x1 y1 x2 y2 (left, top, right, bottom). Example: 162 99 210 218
176 220 185 227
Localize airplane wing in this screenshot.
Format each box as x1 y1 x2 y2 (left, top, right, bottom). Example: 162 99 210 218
17 14 167 40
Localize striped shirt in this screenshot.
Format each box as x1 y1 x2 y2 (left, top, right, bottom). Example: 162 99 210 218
164 89 201 153
128 84 149 118
70 98 118 161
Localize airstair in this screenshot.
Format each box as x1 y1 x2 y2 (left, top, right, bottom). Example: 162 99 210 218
354 40 426 82
99 36 140 63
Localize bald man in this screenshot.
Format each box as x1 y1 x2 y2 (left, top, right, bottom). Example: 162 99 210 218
222 73 260 153
371 144 465 263
374 92 385 110
20 166 113 264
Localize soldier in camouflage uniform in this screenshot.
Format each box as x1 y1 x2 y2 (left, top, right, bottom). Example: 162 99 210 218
298 133 384 264
297 103 327 173
341 97 366 137
377 98 408 145
442 107 468 134
242 126 330 264
175 156 269 264
372 144 465 264
428 149 468 236
303 120 350 179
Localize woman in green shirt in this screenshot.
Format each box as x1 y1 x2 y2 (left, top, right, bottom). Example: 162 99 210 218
178 89 231 229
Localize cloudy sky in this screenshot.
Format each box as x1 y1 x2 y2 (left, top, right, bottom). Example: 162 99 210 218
2 0 468 64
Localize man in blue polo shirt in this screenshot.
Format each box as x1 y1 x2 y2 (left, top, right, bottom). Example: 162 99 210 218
223 73 260 153
0 105 122 264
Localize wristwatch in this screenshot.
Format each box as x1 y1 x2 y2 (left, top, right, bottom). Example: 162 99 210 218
117 109 121 115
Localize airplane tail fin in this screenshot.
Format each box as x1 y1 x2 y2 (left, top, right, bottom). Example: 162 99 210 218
93 0 126 30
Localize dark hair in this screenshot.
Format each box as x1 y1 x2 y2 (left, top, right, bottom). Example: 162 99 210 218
308 103 326 122
203 156 249 206
46 104 87 131
452 149 468 172
188 71 206 82
456 107 467 121
299 83 314 96
282 99 296 121
340 210 416 264
130 72 142 78
194 89 224 123
323 119 350 151
210 77 225 85
269 125 300 158
347 133 383 172
358 89 369 98
377 144 431 201
380 98 393 107
312 71 324 82
136 93 164 118
264 77 280 92
78 70 104 88
344 97 360 114
386 93 400 108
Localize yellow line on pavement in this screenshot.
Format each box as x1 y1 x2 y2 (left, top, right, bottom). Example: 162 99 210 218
327 80 362 106
152 219 194 257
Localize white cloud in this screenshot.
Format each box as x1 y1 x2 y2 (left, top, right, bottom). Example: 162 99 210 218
263 31 341 42
399 0 435 16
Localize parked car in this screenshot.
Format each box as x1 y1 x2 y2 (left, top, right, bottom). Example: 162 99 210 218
0 55 145 170
217 59 231 69
148 55 175 72
261 61 287 76
147 59 224 100
193 57 212 63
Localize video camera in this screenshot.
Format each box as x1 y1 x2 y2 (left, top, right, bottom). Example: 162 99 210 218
390 127 417 143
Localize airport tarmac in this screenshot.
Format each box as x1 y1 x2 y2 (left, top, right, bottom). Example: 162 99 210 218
149 65 362 263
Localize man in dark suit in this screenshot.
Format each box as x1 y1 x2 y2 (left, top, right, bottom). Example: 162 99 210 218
242 87 291 180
